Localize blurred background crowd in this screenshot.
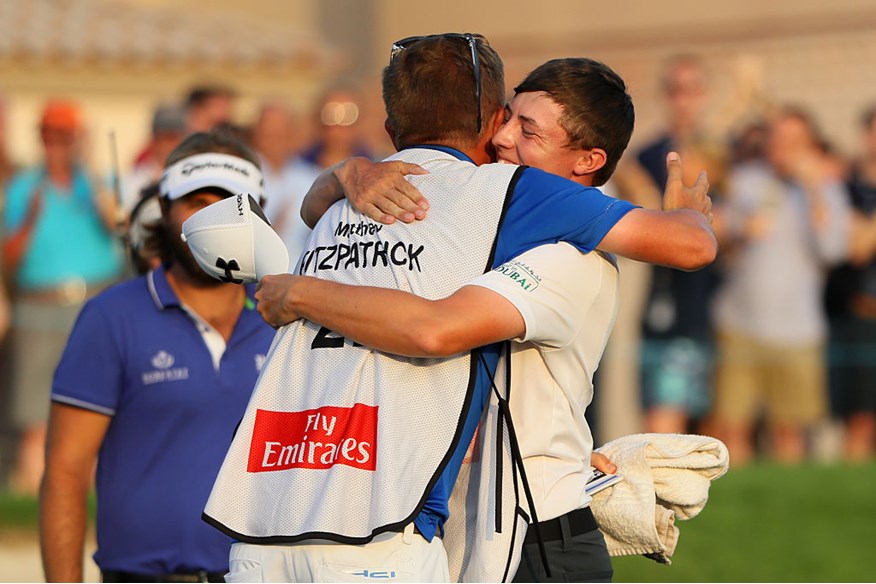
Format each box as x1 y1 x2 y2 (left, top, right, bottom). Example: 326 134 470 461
1 0 876 498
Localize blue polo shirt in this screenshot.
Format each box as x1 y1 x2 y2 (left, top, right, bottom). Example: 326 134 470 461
51 266 276 574
412 147 636 540
3 166 122 290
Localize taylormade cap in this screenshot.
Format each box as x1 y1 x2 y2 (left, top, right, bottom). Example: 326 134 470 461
181 192 289 284
160 152 264 202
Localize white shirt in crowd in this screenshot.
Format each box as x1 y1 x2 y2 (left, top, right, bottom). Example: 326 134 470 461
261 157 322 271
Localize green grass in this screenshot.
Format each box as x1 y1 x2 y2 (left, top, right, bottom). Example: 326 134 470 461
1 464 874 582
0 493 39 530
613 462 876 582
0 492 95 531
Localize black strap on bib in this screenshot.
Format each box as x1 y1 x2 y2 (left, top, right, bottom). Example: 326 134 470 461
479 347 552 579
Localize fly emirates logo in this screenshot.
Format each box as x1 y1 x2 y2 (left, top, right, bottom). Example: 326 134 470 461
247 404 377 473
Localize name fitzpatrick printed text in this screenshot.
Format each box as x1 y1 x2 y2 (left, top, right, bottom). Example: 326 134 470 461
299 221 425 274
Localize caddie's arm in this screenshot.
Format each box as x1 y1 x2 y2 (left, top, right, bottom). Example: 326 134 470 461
598 152 717 271
40 404 111 583
257 273 523 358
300 157 429 228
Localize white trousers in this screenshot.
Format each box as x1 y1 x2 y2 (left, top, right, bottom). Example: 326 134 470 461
224 524 450 583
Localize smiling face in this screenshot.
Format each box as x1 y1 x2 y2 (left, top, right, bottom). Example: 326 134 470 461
492 92 587 181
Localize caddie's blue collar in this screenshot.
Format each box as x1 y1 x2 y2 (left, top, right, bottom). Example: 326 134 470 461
403 144 474 164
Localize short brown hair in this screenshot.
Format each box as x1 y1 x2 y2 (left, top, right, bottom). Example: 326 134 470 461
164 128 259 168
774 105 824 150
185 85 236 110
383 33 505 149
660 54 707 94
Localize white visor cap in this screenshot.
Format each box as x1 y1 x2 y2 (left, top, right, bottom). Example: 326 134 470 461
181 193 289 284
160 152 264 202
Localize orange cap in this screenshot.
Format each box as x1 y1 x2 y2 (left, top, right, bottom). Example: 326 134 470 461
40 100 81 132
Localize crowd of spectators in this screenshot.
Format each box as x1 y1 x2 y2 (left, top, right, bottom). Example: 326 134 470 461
0 83 376 495
605 55 876 465
1 60 875 496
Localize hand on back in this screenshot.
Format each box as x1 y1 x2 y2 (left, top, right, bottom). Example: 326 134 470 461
336 158 430 224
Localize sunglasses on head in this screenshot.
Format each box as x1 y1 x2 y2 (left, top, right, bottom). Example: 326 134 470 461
390 33 482 133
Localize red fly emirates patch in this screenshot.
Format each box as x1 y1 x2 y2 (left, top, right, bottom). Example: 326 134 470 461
247 404 377 472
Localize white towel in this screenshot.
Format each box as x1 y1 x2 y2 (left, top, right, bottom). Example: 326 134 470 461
591 433 729 564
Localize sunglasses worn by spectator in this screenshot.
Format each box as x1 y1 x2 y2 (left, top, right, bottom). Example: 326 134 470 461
390 33 482 133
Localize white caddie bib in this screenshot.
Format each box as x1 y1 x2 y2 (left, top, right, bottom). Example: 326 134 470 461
204 149 521 544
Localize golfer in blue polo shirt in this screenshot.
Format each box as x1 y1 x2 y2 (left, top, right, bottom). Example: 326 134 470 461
38 129 277 583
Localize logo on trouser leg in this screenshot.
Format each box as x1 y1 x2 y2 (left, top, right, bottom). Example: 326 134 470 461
350 570 397 579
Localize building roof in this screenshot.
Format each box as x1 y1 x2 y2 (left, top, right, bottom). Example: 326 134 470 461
0 0 340 70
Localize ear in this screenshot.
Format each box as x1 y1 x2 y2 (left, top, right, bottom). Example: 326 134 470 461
474 109 507 165
573 147 607 179
384 119 398 150
487 108 505 135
